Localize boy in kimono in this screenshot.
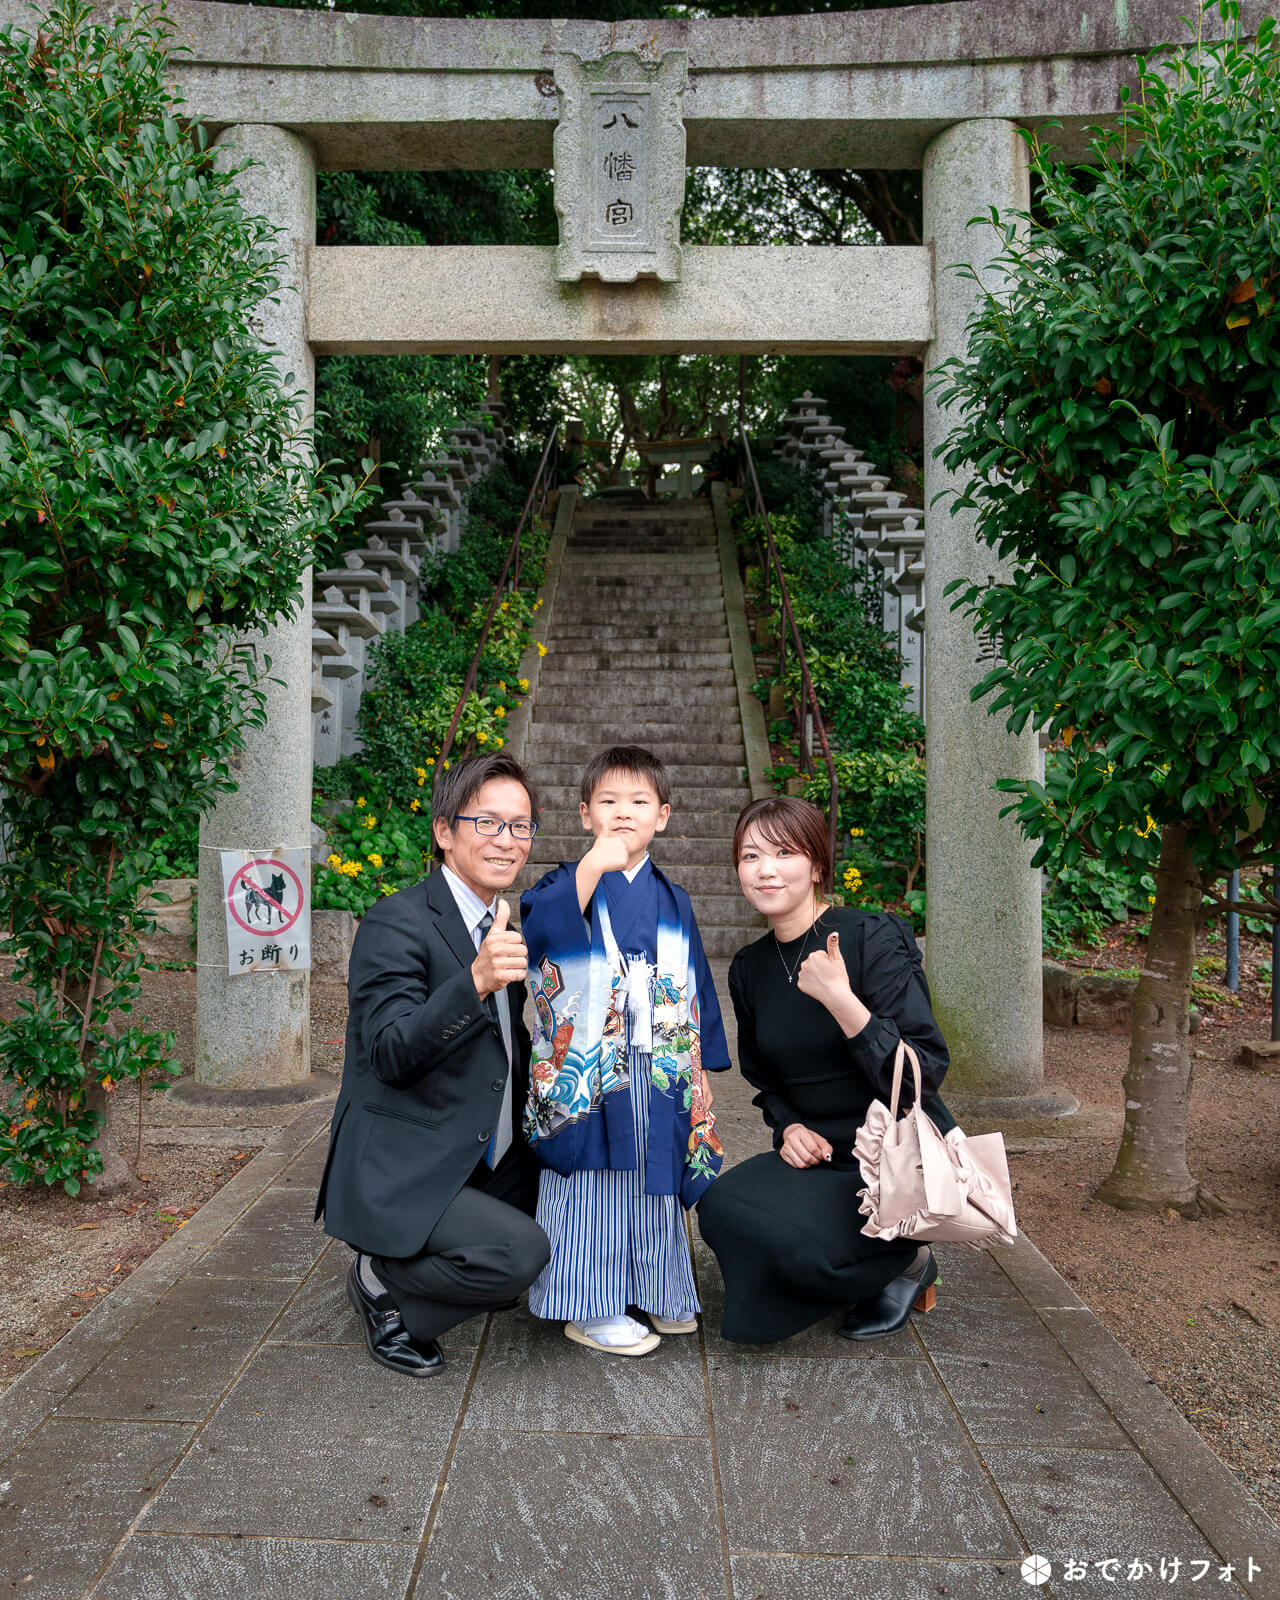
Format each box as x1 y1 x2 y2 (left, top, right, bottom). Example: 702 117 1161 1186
519 745 730 1354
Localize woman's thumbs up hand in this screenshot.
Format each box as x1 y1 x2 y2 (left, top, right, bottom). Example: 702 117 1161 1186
796 926 874 1044
797 930 852 1008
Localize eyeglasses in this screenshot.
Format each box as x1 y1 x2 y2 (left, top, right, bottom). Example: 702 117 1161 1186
454 814 539 841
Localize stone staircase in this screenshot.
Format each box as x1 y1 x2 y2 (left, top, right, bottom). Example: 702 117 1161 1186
520 499 762 959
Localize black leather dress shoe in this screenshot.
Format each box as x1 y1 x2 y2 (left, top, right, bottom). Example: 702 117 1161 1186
838 1247 939 1342
347 1261 444 1377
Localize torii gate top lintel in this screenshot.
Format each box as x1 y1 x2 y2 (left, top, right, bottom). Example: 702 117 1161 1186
18 0 1260 172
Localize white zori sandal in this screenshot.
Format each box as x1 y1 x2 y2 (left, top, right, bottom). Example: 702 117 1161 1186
646 1313 698 1334
564 1315 661 1356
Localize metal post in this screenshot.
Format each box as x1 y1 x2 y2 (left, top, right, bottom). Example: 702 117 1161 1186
1226 869 1240 991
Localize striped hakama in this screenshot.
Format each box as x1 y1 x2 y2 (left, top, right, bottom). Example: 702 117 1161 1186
526 1043 701 1324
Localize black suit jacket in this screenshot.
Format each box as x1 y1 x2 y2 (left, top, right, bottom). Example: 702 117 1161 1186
315 869 533 1259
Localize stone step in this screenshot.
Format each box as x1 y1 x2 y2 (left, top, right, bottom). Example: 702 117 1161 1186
534 686 740 712
548 610 728 632
556 576 723 593
551 592 727 610
574 509 712 524
531 708 742 727
548 620 730 641
527 735 745 764
562 555 722 573
694 924 761 958
538 662 737 684
540 650 733 671
534 762 749 789
567 536 717 552
530 718 744 746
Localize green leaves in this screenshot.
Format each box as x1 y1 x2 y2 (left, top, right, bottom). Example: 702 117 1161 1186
0 0 373 1191
938 4 1280 892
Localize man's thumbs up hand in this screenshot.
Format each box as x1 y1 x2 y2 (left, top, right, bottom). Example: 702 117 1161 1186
472 898 527 999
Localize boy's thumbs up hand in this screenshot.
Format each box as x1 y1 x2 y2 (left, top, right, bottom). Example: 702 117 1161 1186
472 897 527 999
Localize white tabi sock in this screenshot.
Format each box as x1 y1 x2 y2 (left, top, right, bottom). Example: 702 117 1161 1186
577 1314 650 1346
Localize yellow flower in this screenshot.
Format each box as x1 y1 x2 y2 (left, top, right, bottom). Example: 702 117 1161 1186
326 853 341 869
409 798 421 812
842 865 863 893
426 757 436 766
368 852 383 869
534 598 543 609
536 642 547 657
417 775 425 787
500 601 509 612
498 681 507 692
476 729 489 744
443 759 450 770
494 736 504 748
494 705 506 719
848 827 864 839
518 678 529 692
364 814 377 829
1148 894 1157 905
356 797 366 808
414 766 426 780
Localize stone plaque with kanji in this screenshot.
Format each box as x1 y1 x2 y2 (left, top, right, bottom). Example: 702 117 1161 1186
553 49 686 284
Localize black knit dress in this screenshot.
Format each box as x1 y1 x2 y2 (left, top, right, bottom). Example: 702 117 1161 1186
696 907 954 1344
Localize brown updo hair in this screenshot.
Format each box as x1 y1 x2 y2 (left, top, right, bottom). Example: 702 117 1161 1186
731 796 833 894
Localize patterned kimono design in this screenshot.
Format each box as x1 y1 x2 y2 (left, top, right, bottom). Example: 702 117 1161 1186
521 861 726 1208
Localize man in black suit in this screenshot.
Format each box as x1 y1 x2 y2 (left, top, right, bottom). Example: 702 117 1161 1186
316 751 550 1376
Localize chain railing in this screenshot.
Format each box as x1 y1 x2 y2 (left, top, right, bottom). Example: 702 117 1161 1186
437 423 559 771
738 424 839 865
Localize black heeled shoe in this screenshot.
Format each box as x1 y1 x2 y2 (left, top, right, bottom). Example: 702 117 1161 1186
347 1260 445 1377
838 1246 938 1342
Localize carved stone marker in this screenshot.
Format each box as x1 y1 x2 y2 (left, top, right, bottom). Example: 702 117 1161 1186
553 50 686 284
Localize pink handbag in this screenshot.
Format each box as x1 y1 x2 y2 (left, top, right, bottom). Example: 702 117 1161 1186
853 1039 1018 1248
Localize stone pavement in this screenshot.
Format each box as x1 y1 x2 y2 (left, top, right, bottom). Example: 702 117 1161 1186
3 1039 1278 1600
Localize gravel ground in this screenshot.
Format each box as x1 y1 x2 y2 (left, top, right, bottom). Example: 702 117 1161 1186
2 940 1277 1523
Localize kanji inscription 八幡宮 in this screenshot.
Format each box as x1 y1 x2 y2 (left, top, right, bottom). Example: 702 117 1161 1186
553 49 687 284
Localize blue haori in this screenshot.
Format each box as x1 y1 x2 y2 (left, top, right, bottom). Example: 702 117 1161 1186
526 1041 701 1323
519 859 728 1208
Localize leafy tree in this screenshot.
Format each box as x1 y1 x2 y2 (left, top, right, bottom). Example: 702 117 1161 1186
0 0 369 1192
937 2 1279 1214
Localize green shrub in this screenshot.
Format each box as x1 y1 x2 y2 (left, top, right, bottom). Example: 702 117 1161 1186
314 768 438 918
0 0 370 1192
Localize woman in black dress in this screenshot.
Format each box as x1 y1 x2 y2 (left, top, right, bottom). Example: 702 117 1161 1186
697 795 954 1344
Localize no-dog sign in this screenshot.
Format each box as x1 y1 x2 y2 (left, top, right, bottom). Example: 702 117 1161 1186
219 849 311 975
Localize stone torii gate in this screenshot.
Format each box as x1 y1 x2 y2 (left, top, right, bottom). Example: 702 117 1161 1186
22 0 1253 1110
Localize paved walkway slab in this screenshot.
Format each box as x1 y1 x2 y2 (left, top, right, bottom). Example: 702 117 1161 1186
3 1074 1278 1600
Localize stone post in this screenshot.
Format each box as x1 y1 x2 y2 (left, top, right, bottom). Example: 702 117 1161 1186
193 126 316 1091
921 120 1051 1108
